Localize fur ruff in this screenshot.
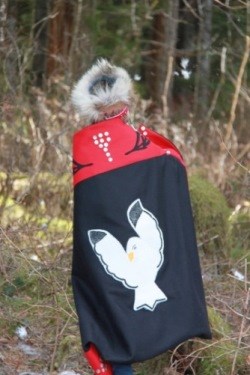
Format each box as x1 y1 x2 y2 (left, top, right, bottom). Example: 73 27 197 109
71 59 132 124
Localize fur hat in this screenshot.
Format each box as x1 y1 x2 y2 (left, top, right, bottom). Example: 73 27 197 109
71 58 132 124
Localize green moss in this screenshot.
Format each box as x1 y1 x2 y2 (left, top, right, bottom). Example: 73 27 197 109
56 334 81 365
199 342 243 375
207 307 231 339
0 171 72 220
189 174 230 254
197 307 245 375
0 195 28 223
134 352 171 375
198 339 245 375
15 172 72 218
0 194 71 236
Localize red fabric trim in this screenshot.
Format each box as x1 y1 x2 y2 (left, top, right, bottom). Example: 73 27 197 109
73 119 185 186
138 125 185 167
104 106 128 120
84 344 113 374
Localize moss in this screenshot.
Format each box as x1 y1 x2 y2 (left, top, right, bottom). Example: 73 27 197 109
207 307 231 339
197 307 245 375
199 342 244 375
134 352 171 375
12 172 72 218
0 252 77 360
0 194 71 235
56 334 81 365
2 276 26 297
188 174 230 255
0 171 72 221
0 195 27 223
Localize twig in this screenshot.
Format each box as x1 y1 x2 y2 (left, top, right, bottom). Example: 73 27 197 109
0 226 50 283
205 47 227 123
213 294 250 320
182 0 202 20
230 286 250 374
214 0 247 10
215 123 249 173
227 72 250 104
22 303 76 320
225 36 250 145
197 235 219 248
162 55 174 121
49 295 61 374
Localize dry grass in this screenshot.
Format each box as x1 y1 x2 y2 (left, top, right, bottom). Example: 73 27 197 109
0 84 249 374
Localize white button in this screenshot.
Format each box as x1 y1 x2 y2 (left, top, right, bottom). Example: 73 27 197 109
107 137 111 142
143 131 147 136
98 133 103 137
104 142 108 147
141 126 146 131
104 148 108 152
94 140 99 145
166 150 171 154
93 135 97 139
108 157 113 162
106 152 111 157
99 144 103 148
104 131 109 136
100 138 104 143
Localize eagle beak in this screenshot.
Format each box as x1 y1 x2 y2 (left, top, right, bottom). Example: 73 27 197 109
128 251 135 262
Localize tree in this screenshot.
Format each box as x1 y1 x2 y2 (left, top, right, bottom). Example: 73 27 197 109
195 0 213 126
46 0 74 77
4 0 18 93
32 0 49 88
144 0 180 111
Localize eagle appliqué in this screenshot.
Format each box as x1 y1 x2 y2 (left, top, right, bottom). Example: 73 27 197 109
73 159 93 175
88 199 167 311
125 132 150 155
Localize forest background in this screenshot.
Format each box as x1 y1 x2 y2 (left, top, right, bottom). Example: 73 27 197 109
0 1 249 374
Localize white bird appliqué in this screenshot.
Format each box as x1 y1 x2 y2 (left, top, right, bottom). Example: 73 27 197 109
88 199 168 311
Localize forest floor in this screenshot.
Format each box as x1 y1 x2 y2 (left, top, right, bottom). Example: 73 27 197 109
0 101 249 374
0 252 249 375
0 170 249 375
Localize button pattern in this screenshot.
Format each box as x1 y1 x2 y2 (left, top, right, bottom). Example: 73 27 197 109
93 131 113 162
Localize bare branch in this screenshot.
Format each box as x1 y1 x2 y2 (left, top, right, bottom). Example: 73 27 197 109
225 36 250 145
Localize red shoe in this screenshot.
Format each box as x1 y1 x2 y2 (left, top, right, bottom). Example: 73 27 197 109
84 343 113 375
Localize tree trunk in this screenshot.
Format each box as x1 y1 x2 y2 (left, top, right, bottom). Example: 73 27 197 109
144 0 179 112
5 0 19 93
32 0 49 88
0 0 7 43
172 0 199 116
46 0 74 77
195 0 213 127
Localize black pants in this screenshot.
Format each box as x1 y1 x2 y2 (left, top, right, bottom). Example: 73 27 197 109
112 363 134 375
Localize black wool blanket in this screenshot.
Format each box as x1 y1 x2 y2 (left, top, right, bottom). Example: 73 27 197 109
72 116 211 364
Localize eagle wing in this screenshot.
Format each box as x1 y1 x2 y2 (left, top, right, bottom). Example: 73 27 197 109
88 229 132 287
127 199 164 268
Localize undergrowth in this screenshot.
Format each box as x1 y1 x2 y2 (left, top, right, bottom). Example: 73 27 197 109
0 90 249 374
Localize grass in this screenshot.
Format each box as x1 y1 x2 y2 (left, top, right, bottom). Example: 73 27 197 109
0 130 249 374
0 201 249 374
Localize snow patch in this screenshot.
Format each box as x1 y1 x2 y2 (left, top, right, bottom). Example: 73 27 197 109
15 326 28 340
18 343 40 356
231 269 245 281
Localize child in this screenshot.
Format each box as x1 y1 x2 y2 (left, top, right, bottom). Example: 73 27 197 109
71 59 211 375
